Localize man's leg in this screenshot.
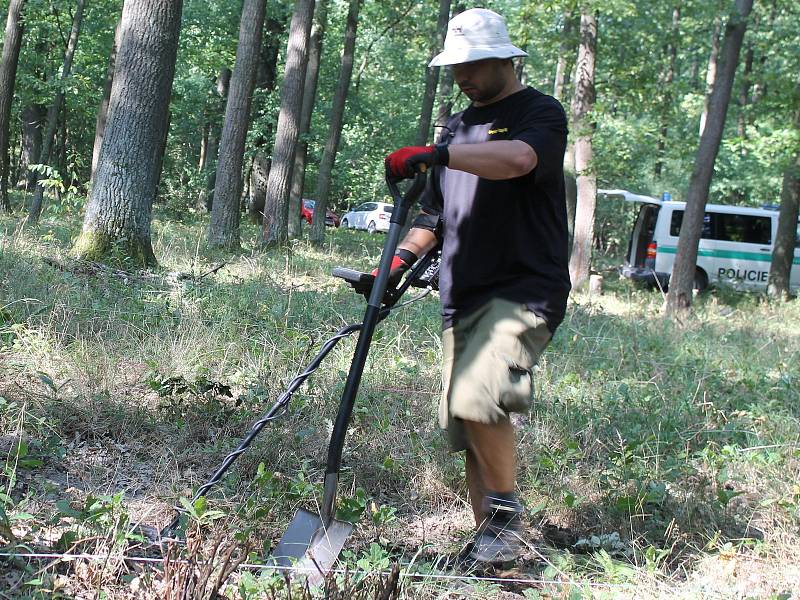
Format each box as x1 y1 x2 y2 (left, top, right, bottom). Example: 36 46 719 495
465 449 485 526
463 418 523 563
463 418 516 496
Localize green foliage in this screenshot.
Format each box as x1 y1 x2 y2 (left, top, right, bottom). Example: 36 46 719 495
337 486 367 523
5 0 798 229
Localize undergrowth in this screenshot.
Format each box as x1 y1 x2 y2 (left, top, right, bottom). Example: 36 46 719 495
1 210 798 599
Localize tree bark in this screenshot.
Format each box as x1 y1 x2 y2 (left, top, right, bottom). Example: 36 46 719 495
415 0 451 146
553 10 576 102
665 0 754 316
18 103 44 191
698 15 722 138
28 0 85 223
198 67 231 211
90 17 122 189
287 0 329 239
0 0 26 212
564 142 577 250
767 97 800 300
198 121 209 170
248 15 288 223
736 43 753 139
655 4 680 179
73 0 183 266
567 10 597 290
557 10 579 250
309 0 361 245
208 0 266 249
261 0 315 246
56 101 67 181
433 4 464 131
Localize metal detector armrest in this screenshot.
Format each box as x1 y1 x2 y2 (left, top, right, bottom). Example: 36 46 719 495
332 267 375 298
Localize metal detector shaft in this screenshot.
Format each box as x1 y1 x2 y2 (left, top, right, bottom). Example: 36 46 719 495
160 174 429 537
160 321 360 536
319 172 427 523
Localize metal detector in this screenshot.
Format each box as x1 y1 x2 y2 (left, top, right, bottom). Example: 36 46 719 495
269 172 428 581
143 171 433 583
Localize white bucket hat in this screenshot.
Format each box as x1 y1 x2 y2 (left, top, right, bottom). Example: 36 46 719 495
429 8 528 67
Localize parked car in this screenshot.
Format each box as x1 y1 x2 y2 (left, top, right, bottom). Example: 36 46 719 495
301 199 340 227
605 188 797 292
340 201 394 233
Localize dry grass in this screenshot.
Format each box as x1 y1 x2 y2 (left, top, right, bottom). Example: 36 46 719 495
2 212 799 598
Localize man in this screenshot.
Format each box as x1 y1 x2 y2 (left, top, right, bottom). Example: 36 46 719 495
382 8 570 563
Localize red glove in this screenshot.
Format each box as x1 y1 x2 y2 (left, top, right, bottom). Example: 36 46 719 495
384 144 449 178
371 249 418 288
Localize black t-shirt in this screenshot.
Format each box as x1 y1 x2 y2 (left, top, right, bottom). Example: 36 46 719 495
420 86 570 332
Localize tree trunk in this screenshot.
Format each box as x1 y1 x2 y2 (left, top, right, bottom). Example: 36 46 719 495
248 16 288 223
655 5 680 179
287 0 329 239
198 121 209 170
18 103 44 190
558 10 579 250
90 17 122 188
767 97 800 300
665 0 753 316
553 10 576 102
261 0 315 246
0 0 26 213
256 16 284 90
433 4 464 131
208 0 265 249
56 101 67 180
737 43 753 139
248 149 270 221
28 0 85 223
415 0 451 146
309 0 361 245
198 67 231 211
73 0 183 266
567 10 597 290
564 142 577 250
698 15 722 138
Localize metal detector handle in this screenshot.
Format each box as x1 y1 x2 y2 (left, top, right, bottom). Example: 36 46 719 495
386 170 427 227
319 170 427 523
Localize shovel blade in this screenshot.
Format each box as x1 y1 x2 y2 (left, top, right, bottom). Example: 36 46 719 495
271 509 353 584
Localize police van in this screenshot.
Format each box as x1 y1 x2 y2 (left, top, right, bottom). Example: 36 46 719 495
603 189 799 292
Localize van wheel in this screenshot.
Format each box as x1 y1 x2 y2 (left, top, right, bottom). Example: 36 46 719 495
341 218 349 229
693 269 709 292
367 221 377 234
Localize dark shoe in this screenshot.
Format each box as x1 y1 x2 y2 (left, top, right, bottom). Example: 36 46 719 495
468 493 524 564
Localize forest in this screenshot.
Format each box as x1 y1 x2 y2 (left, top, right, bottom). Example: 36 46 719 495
1 0 799 597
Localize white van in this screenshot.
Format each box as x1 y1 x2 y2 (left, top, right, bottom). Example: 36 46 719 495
602 189 799 292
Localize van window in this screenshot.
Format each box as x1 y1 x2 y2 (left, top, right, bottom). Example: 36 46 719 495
669 210 771 244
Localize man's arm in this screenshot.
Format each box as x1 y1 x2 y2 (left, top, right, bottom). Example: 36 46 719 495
447 140 537 180
385 141 537 181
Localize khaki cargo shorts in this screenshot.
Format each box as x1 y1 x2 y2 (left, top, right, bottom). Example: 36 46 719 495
439 298 552 451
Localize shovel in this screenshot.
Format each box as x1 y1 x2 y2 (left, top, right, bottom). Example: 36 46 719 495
270 172 428 582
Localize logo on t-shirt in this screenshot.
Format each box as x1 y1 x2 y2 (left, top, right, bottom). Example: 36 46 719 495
488 127 508 135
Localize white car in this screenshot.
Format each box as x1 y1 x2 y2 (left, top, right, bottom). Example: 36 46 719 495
340 201 394 233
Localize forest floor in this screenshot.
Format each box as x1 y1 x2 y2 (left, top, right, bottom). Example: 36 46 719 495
1 207 799 599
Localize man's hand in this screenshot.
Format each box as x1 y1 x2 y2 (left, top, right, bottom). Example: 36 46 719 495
371 249 418 288
385 144 449 178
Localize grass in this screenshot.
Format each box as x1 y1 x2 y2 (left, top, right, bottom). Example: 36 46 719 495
1 206 799 599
